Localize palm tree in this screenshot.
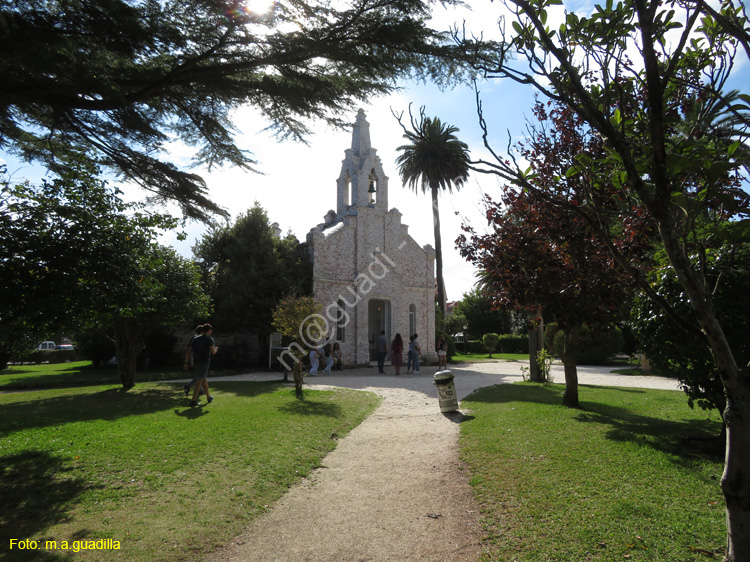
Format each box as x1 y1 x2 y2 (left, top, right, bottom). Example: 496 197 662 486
395 107 471 316
677 89 749 170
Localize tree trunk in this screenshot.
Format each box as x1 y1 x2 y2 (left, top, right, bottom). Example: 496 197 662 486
561 324 580 408
292 361 304 400
651 217 750 561
528 310 544 382
431 185 447 316
723 377 750 562
113 319 142 390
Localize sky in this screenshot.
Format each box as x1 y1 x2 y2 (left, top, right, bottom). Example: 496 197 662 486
2 0 748 304
154 81 514 303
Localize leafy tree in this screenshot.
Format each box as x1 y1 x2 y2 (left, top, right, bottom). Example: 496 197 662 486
105 243 210 388
461 187 635 406
272 294 323 398
395 106 471 315
193 203 311 345
459 1 750 557
442 310 467 340
456 287 513 339
631 240 750 422
0 0 466 220
0 161 209 386
459 102 645 407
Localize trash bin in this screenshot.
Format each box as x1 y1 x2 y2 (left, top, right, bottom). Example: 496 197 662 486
433 370 459 413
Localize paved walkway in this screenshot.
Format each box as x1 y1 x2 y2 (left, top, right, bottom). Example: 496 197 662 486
199 361 680 562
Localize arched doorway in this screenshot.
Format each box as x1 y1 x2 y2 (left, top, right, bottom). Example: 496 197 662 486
368 299 391 361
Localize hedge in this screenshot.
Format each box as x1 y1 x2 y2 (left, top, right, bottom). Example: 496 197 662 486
462 334 530 355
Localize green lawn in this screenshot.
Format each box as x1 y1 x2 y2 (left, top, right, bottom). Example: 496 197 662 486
0 361 245 390
460 383 725 561
0 381 380 562
452 352 530 363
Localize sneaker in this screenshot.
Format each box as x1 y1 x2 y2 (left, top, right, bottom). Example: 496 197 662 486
207 395 214 404
199 388 205 396
183 385 190 396
414 370 420 374
189 400 199 407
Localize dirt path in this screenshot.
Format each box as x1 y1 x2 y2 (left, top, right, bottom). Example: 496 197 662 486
205 362 680 562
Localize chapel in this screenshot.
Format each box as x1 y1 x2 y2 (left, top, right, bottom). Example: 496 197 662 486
305 109 437 365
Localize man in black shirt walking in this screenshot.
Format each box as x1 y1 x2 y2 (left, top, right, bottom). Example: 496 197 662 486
188 324 218 407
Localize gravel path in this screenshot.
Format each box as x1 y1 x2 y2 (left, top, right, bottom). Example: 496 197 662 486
203 361 680 562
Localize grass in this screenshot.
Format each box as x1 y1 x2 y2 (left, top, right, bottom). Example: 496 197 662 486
452 352 530 363
0 361 245 390
460 383 725 561
0 380 380 562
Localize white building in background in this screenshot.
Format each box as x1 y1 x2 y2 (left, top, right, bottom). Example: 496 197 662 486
305 109 437 365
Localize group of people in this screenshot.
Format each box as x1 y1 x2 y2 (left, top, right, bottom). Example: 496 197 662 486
308 341 343 376
376 331 426 375
183 323 218 407
181 324 446 394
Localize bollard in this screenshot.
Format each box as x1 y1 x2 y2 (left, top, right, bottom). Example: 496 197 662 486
433 370 459 412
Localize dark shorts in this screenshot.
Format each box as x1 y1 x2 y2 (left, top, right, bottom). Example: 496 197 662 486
194 361 210 379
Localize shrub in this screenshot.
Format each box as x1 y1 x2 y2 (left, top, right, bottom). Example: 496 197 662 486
498 333 529 354
553 324 624 364
482 333 500 357
464 340 488 354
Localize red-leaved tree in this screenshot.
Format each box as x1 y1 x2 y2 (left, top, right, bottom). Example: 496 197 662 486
458 101 653 407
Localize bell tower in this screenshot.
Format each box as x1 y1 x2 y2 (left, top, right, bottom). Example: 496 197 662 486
336 109 388 216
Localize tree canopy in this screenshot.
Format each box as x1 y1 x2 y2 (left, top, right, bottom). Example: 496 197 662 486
454 287 513 340
192 202 312 336
0 0 465 220
459 102 646 407
0 161 209 384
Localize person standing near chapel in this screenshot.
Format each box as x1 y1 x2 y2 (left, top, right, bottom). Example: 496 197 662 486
437 334 447 370
406 335 415 374
391 333 404 375
323 341 334 374
411 333 422 374
332 342 343 371
376 330 388 374
189 324 218 407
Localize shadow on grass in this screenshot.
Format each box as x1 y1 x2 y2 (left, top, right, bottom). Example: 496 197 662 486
277 398 344 418
0 364 248 391
0 382 286 433
464 382 563 406
173 407 212 419
464 382 722 464
574 404 723 463
443 411 475 423
0 451 94 562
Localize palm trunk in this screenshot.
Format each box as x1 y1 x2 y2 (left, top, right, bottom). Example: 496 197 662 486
431 186 447 316
561 324 580 408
